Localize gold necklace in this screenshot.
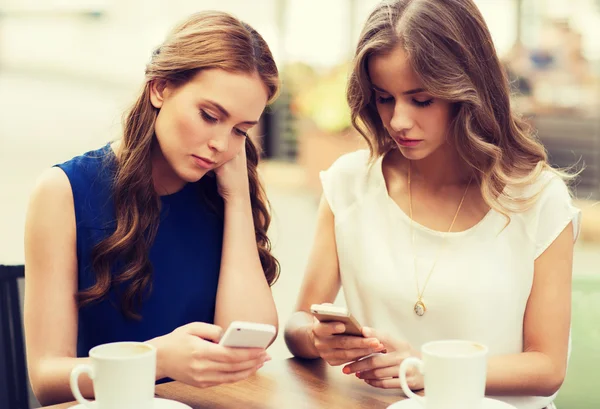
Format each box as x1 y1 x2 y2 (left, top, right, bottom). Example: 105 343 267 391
408 162 472 316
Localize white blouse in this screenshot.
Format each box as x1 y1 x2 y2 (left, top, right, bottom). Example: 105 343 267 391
320 150 581 409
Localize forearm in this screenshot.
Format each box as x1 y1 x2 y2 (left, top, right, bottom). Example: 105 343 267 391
214 195 277 329
30 357 93 406
284 311 321 359
486 352 566 397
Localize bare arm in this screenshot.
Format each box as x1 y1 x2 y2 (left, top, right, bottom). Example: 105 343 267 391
284 195 342 358
213 192 278 335
485 222 574 397
23 169 175 405
23 168 95 406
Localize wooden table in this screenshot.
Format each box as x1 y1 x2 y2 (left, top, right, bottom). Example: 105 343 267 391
41 358 406 409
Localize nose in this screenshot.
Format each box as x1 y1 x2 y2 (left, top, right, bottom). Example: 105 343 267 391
208 131 229 153
389 103 414 134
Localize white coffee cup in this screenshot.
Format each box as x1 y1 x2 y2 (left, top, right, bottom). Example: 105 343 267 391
399 340 488 409
70 341 157 409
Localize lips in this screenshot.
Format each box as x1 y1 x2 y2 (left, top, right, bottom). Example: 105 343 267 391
192 155 216 169
393 136 423 147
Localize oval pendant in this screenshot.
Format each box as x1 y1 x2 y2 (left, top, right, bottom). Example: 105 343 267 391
414 300 426 316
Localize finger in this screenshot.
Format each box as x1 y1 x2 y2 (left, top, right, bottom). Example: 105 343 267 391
342 352 391 374
355 365 399 380
205 362 263 385
207 355 270 373
331 336 383 350
314 335 366 354
361 327 390 346
313 321 346 337
206 344 267 363
182 322 223 342
364 378 401 389
326 348 375 365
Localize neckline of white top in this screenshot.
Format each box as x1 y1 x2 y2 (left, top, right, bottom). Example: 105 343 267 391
373 153 497 238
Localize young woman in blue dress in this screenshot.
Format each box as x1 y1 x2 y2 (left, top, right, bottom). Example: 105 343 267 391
24 11 280 406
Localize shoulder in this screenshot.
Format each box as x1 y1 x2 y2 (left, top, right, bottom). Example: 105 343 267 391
509 168 580 257
54 145 116 209
26 167 75 237
319 149 381 219
508 169 573 213
55 144 115 185
320 149 377 189
41 145 117 228
30 167 73 207
526 169 570 199
325 149 371 175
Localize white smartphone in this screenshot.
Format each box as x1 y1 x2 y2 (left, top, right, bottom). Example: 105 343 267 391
218 321 276 349
310 303 364 337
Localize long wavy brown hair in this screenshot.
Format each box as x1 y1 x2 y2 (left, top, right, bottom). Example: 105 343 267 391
79 11 280 319
347 0 574 218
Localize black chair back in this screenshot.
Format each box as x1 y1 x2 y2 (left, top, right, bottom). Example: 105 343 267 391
0 265 29 409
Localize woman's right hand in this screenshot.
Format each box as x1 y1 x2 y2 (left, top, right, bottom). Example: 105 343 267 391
310 319 386 366
150 322 270 388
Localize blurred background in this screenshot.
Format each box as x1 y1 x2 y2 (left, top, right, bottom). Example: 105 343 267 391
0 0 599 408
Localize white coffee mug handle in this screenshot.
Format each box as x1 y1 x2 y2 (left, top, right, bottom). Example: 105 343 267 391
399 357 426 407
70 364 96 408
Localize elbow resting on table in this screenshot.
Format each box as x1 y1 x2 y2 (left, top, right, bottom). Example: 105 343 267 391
33 387 59 408
536 353 568 397
28 356 87 407
539 371 565 397
283 328 302 358
283 313 319 360
29 362 60 407
508 349 568 397
519 366 566 397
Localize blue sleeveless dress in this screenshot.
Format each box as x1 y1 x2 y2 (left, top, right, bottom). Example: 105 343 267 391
56 144 223 359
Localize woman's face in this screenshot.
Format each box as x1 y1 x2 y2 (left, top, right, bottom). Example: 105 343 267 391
150 68 268 191
368 45 453 161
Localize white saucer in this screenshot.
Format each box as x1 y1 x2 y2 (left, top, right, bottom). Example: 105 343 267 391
387 397 517 409
69 397 192 409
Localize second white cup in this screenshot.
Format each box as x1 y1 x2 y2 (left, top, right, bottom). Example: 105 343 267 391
399 340 488 409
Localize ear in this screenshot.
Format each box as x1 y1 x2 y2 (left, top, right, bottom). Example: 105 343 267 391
149 79 169 109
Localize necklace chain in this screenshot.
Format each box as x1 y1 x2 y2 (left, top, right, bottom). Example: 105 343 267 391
408 162 472 316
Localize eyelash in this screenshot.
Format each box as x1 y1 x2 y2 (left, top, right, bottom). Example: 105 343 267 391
201 110 218 123
376 96 434 108
200 110 248 137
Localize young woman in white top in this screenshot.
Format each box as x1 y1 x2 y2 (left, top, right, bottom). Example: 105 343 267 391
284 1 580 409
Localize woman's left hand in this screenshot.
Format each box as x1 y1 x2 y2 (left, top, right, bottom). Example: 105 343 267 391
342 327 423 390
214 144 250 203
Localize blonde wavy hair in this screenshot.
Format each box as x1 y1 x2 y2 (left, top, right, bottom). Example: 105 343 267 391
347 0 574 218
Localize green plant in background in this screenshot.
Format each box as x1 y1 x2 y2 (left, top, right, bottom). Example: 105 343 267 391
554 275 600 408
284 62 353 133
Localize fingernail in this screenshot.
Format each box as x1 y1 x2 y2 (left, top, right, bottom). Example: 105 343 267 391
264 356 272 362
336 325 344 332
342 366 350 374
355 372 360 378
